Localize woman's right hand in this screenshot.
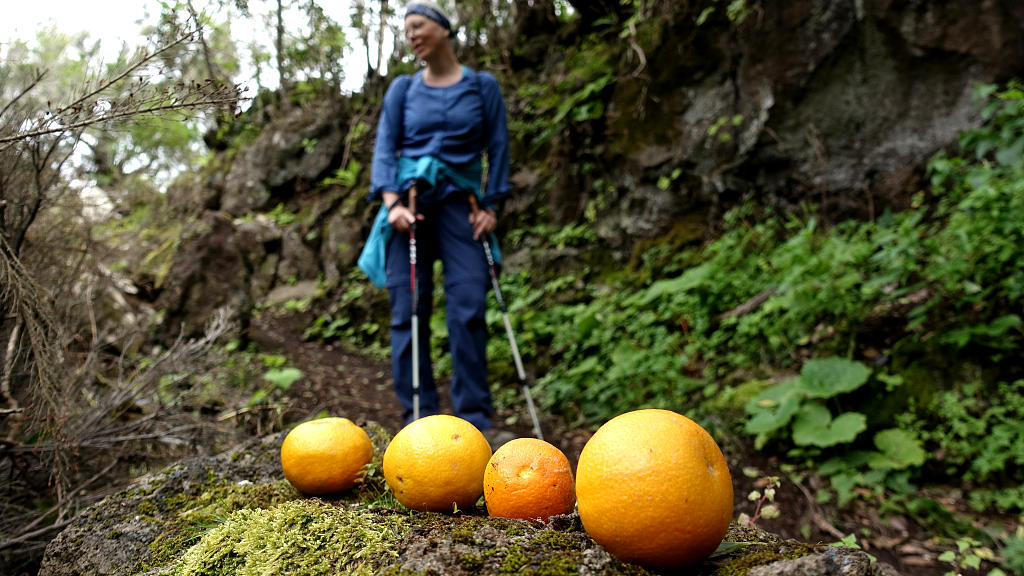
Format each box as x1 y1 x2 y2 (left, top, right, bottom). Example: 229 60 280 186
388 203 417 233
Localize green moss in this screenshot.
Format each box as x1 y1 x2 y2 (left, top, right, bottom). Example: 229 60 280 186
627 215 706 274
711 541 821 576
492 517 528 538
532 555 579 576
449 516 483 545
498 545 529 574
107 529 123 539
704 378 775 416
459 553 485 571
144 527 198 571
136 500 158 517
493 541 590 576
530 529 577 551
163 479 296 520
449 515 527 545
130 480 301 574
169 499 411 576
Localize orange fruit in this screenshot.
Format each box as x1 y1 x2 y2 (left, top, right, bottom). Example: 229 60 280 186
280 417 374 495
382 415 492 512
483 438 576 522
576 408 733 568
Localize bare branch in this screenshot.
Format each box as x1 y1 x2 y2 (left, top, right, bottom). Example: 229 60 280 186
0 94 239 146
0 69 46 119
0 17 243 150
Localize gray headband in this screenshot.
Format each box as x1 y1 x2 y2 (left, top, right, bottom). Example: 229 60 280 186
406 3 452 32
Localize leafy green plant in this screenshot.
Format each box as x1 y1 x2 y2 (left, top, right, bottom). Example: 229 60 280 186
509 35 616 153
938 537 1000 576
266 203 299 227
743 358 870 449
247 354 303 407
657 168 683 191
999 527 1024 576
737 471 781 527
815 427 926 507
706 114 744 143
321 160 363 189
305 270 389 359
910 379 1024 512
697 0 752 25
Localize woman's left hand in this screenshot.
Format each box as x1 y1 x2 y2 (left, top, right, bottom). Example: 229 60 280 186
469 207 497 240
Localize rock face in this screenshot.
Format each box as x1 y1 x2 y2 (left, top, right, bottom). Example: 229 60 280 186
597 0 1024 246
219 96 349 217
151 211 256 343
38 431 901 576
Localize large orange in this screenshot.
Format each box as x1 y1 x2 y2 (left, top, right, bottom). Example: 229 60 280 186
576 409 733 568
280 417 374 495
483 438 576 522
382 415 492 512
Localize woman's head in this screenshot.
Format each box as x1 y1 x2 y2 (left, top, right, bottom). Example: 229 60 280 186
405 2 453 60
406 2 451 32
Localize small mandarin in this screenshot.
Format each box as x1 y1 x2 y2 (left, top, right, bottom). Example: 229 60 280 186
576 409 733 568
483 438 575 522
280 417 374 495
382 415 492 512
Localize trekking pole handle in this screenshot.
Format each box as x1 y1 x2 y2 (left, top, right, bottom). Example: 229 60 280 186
408 185 417 215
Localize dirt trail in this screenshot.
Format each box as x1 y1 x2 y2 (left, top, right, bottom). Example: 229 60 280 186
249 311 592 462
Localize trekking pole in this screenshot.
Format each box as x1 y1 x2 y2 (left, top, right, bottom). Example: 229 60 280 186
409 186 420 421
469 195 544 440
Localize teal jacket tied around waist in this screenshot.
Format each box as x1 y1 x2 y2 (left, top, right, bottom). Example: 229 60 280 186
358 155 502 288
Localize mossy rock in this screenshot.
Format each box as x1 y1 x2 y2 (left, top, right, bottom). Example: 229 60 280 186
38 425 900 576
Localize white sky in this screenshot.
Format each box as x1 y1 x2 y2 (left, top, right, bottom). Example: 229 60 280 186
0 0 391 94
2 1 164 55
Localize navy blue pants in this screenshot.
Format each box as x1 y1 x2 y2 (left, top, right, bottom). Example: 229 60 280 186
385 196 493 430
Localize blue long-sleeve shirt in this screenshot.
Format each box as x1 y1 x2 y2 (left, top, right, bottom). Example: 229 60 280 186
369 67 512 212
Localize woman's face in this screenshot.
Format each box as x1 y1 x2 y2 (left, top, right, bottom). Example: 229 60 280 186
404 14 448 60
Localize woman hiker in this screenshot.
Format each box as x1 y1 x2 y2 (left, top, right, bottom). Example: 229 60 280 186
363 1 516 448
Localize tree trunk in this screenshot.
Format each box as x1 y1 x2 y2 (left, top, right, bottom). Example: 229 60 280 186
276 0 288 106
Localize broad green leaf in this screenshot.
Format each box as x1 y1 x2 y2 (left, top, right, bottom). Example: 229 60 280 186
995 134 1024 166
744 380 801 435
818 451 874 476
937 550 957 563
829 473 862 507
823 412 868 445
565 355 599 377
797 357 871 399
246 388 269 408
792 404 866 447
868 428 927 470
639 264 711 304
263 367 303 390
